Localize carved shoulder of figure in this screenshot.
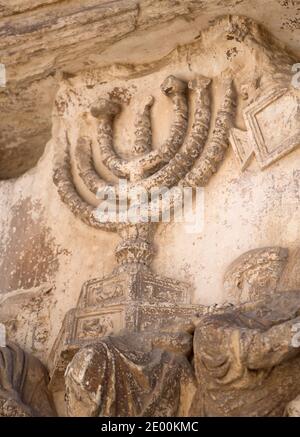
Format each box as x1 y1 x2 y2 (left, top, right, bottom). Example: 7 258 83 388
0 342 56 417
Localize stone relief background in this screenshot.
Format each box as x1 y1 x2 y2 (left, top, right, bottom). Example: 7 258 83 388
0 11 299 363
0 1 299 417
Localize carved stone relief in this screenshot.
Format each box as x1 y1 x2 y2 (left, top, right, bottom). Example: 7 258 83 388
192 248 300 417
230 87 300 170
229 128 254 171
48 269 202 391
50 18 266 392
45 16 300 416
65 328 196 417
63 247 300 417
0 286 54 360
0 342 56 417
0 10 300 418
285 395 300 417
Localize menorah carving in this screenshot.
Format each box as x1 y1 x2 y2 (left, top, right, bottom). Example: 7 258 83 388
53 73 235 270
49 72 236 389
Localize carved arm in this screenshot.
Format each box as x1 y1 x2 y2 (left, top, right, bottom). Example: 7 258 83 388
134 75 211 191
91 99 129 178
181 76 236 188
137 75 188 173
246 317 300 370
53 129 116 231
73 135 111 196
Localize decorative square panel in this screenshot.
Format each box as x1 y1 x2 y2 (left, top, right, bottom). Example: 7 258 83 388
79 274 128 307
78 270 190 308
243 88 300 169
138 272 189 304
49 271 194 391
73 306 124 342
135 304 204 332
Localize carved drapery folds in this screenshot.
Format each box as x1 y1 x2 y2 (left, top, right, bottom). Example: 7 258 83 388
193 292 300 417
65 330 196 417
0 342 56 417
192 248 300 417
61 247 300 417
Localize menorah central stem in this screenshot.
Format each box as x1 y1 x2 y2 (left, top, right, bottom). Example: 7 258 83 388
115 223 156 273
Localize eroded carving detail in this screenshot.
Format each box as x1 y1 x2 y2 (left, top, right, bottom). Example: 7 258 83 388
230 87 300 170
49 16 300 417
48 269 201 391
65 325 196 417
0 341 56 417
181 76 236 187
50 45 237 394
53 72 236 250
192 247 300 417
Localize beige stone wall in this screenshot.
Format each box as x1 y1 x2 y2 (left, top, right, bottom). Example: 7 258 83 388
1 111 299 363
1 0 299 179
0 1 299 370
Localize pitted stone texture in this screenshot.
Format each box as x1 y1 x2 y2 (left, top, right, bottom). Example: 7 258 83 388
223 246 289 304
193 291 300 416
285 395 300 417
1 1 299 179
65 330 196 417
0 342 56 417
192 248 300 417
48 269 202 391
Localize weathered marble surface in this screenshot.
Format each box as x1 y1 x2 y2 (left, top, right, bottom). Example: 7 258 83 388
0 0 299 178
0 1 299 417
65 328 196 417
193 292 300 416
192 248 300 417
0 342 56 416
286 395 300 416
0 11 299 371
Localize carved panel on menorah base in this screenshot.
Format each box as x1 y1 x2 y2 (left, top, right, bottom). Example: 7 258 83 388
49 302 201 391
78 270 190 307
48 305 124 391
134 304 203 332
48 271 199 391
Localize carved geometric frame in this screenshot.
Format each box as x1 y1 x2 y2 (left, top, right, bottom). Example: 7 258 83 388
70 306 125 344
229 127 254 171
244 88 300 169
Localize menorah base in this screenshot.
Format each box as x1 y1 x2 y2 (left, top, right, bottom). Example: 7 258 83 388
48 270 204 391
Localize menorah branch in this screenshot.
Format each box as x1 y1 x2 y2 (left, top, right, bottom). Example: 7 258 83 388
53 73 237 270
92 99 129 179
133 75 212 192
53 130 116 232
133 96 154 155
181 77 236 187
73 136 109 197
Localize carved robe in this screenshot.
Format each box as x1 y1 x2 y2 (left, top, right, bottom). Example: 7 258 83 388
65 331 196 417
193 291 300 417
0 342 55 417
